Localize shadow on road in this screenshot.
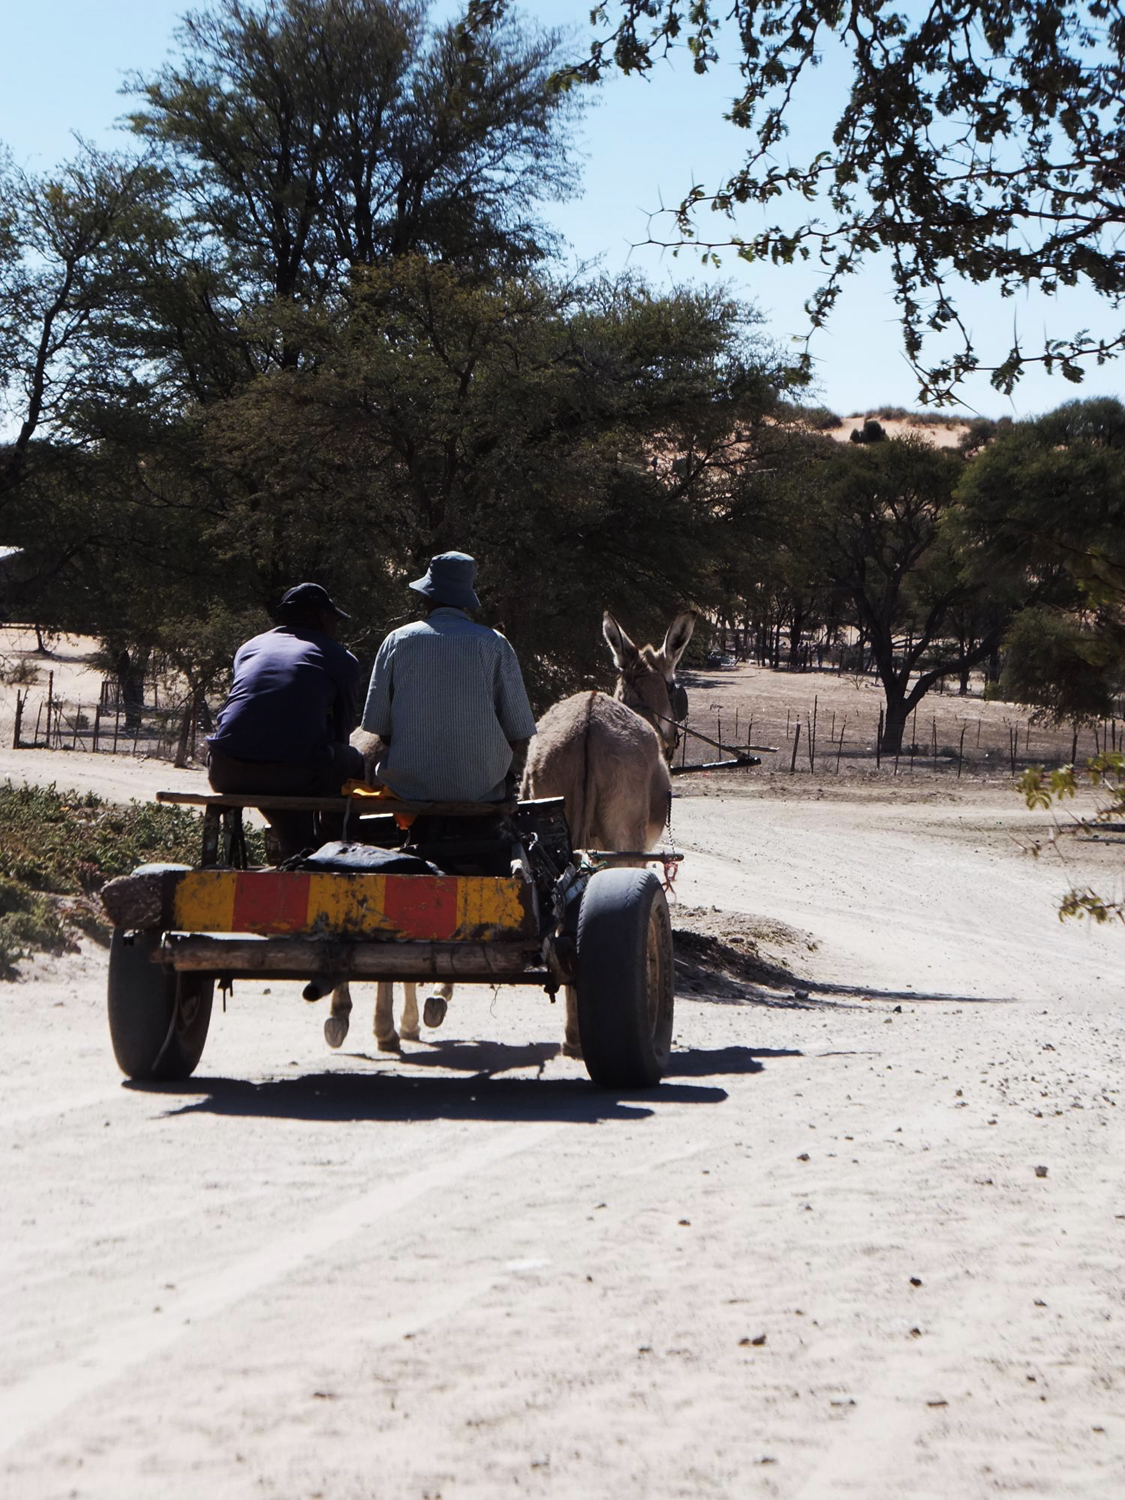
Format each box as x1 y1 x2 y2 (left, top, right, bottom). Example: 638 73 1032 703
140 1069 729 1123
667 1044 803 1078
674 927 1015 1009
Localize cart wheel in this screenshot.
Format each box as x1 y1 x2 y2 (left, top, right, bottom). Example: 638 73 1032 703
576 868 674 1088
107 930 214 1082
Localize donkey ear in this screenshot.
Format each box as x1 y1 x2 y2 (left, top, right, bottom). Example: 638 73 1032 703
661 610 697 669
603 611 641 670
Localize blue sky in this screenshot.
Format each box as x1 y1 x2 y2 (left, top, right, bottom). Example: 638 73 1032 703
1 0 1119 420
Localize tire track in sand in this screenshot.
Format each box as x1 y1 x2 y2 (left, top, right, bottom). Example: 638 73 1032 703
0 1119 560 1457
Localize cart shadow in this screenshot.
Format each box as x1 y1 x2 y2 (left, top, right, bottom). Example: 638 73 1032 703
375 1036 788 1081
667 1044 803 1078
148 1069 728 1123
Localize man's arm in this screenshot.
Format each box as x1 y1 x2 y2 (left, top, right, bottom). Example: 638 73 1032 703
361 636 396 739
492 638 538 743
331 648 363 743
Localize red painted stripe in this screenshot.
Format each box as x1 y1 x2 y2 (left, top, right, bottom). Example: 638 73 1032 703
231 872 312 934
382 876 459 940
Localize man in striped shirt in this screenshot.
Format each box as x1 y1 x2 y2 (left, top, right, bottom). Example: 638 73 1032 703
361 552 537 803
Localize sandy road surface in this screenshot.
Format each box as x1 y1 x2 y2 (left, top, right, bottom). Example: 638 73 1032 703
1 763 1124 1498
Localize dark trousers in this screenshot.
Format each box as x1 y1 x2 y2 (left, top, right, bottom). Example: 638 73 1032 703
207 742 366 862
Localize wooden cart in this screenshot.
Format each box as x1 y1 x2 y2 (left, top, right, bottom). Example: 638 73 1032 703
101 792 675 1090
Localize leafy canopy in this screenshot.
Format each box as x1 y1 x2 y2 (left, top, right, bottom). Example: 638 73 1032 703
127 0 576 317
466 0 1125 402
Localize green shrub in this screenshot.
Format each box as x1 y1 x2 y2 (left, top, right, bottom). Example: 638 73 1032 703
780 401 843 430
0 875 73 977
868 405 913 421
0 782 204 893
0 782 264 972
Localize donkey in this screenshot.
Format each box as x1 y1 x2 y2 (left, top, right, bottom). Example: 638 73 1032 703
324 979 453 1052
522 610 695 1054
523 610 695 851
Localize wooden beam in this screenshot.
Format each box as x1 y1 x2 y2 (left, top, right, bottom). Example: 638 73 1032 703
160 933 544 982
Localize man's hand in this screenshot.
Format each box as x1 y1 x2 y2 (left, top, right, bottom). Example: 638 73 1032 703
351 728 388 784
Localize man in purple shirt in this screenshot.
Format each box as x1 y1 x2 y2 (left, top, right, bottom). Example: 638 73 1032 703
207 583 365 859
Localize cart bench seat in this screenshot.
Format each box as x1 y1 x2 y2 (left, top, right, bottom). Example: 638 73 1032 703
155 790 518 866
155 791 518 816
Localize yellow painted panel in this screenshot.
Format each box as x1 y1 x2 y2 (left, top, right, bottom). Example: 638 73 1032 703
305 872 393 935
171 869 535 940
174 872 237 931
456 877 532 935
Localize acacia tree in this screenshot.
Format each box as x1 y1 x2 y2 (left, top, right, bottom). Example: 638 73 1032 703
999 607 1120 728
0 143 175 496
465 0 1125 401
780 436 1051 752
952 396 1125 722
126 0 577 371
192 258 788 700
954 398 1125 609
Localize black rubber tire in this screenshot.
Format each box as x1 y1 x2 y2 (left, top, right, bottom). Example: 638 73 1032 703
575 868 674 1088
107 930 214 1082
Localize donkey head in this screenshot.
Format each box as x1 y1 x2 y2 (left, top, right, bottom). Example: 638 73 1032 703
603 610 696 762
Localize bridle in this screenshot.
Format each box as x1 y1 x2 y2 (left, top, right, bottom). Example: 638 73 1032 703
622 674 687 764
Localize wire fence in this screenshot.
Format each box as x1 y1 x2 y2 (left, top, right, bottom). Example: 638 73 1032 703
10 673 203 763
679 672 1125 782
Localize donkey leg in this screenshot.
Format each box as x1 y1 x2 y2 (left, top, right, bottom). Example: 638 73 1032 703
374 981 401 1052
399 983 421 1042
423 981 453 1030
562 984 582 1058
325 981 352 1049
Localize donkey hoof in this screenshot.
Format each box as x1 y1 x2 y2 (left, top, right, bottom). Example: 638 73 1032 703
561 1039 583 1060
376 1032 401 1053
400 1027 420 1043
324 1016 350 1049
423 996 448 1029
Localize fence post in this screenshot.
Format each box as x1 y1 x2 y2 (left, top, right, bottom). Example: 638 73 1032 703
957 723 966 779
876 707 883 770
808 694 818 772
790 720 801 773
12 691 22 749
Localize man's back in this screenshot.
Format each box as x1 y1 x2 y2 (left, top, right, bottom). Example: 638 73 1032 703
362 607 536 802
209 626 360 764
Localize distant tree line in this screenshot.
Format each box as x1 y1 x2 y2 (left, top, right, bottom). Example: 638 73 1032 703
0 0 1122 756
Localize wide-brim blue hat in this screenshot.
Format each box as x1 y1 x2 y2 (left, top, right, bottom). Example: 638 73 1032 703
409 551 480 611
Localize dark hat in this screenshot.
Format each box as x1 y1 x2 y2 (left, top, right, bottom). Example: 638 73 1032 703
408 551 480 611
277 582 350 620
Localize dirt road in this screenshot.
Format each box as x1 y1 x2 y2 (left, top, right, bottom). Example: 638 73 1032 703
2 759 1123 1499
